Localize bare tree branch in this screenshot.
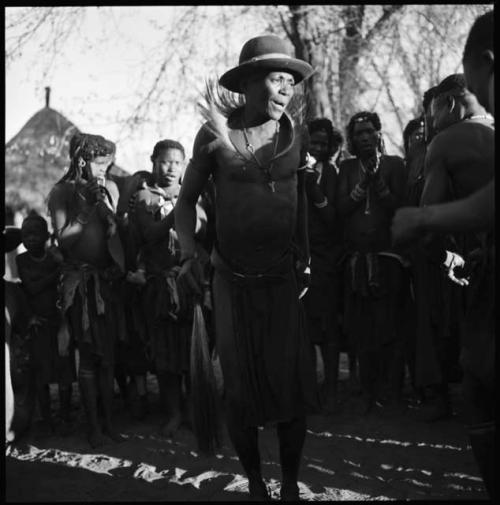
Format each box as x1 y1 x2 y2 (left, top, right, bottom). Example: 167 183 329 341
371 58 405 134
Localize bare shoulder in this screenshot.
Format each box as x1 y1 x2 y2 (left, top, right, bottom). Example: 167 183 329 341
105 177 119 195
105 178 120 205
15 251 29 267
193 122 218 154
47 182 73 208
449 119 494 137
426 131 451 159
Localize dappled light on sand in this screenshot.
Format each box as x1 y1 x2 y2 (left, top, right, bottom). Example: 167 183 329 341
307 430 469 451
6 442 394 500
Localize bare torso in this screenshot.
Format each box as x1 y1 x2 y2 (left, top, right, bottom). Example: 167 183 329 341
422 118 494 205
206 110 302 270
48 180 119 268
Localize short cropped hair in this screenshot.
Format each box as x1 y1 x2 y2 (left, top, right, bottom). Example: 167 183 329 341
463 10 493 63
150 139 185 162
22 210 48 233
435 74 467 98
346 111 382 155
307 118 343 149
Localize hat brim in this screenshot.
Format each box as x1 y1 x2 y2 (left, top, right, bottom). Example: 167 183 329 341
219 58 314 93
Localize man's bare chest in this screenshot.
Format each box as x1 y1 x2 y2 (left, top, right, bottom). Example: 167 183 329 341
213 140 301 187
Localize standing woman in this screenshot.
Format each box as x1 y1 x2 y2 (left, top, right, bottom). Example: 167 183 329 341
48 133 126 448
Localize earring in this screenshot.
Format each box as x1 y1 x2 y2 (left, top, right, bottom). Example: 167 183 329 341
78 157 86 169
449 96 456 113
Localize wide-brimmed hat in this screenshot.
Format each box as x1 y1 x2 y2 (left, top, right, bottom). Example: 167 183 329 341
219 35 314 93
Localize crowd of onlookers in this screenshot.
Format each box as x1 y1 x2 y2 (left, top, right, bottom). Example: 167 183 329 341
4 9 494 500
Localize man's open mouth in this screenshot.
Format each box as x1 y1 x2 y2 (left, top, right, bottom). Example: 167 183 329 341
271 99 285 109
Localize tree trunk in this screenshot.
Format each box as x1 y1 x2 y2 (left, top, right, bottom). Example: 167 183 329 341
338 5 404 126
287 5 333 121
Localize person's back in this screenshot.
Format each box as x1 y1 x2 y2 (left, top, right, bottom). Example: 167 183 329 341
426 117 494 201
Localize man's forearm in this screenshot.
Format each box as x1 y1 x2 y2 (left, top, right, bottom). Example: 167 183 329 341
174 198 198 260
420 181 494 234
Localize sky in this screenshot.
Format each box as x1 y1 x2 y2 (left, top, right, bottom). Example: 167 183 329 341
5 5 489 173
5 6 267 173
6 7 204 172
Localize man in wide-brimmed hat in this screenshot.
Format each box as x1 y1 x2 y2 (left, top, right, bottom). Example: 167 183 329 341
175 34 319 500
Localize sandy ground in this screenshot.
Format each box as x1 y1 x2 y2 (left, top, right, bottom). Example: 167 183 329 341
5 357 489 502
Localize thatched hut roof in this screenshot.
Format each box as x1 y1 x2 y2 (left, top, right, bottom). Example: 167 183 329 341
5 88 80 214
5 87 130 215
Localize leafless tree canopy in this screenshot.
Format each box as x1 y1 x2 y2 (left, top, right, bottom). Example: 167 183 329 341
6 4 492 162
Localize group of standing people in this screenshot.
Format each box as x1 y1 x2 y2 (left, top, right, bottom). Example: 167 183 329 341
5 9 494 501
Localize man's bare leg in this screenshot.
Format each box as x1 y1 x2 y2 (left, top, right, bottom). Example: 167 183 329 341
35 383 54 436
348 351 360 393
134 374 149 419
5 340 15 443
357 351 378 414
58 384 72 436
79 368 107 448
277 416 306 501
321 343 340 414
99 366 125 442
114 364 129 409
159 372 183 437
225 408 269 500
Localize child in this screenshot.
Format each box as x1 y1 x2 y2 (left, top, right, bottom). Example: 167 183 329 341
16 211 76 435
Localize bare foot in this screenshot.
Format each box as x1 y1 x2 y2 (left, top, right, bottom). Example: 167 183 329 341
160 413 182 438
248 478 271 501
280 482 300 501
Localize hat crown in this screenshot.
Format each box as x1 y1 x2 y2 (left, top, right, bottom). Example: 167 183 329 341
239 35 293 64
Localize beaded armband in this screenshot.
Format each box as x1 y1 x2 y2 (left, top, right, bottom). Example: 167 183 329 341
313 197 328 209
350 184 366 202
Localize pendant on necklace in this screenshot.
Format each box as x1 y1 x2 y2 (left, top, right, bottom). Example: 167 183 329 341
268 180 275 192
246 143 255 154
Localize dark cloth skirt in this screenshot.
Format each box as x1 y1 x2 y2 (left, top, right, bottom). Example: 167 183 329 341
461 247 495 390
141 276 191 375
66 276 123 369
116 283 151 375
302 266 340 346
344 254 405 353
211 249 319 428
410 253 465 387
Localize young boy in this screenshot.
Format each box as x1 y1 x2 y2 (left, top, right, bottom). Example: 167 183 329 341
127 140 208 437
16 211 76 435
